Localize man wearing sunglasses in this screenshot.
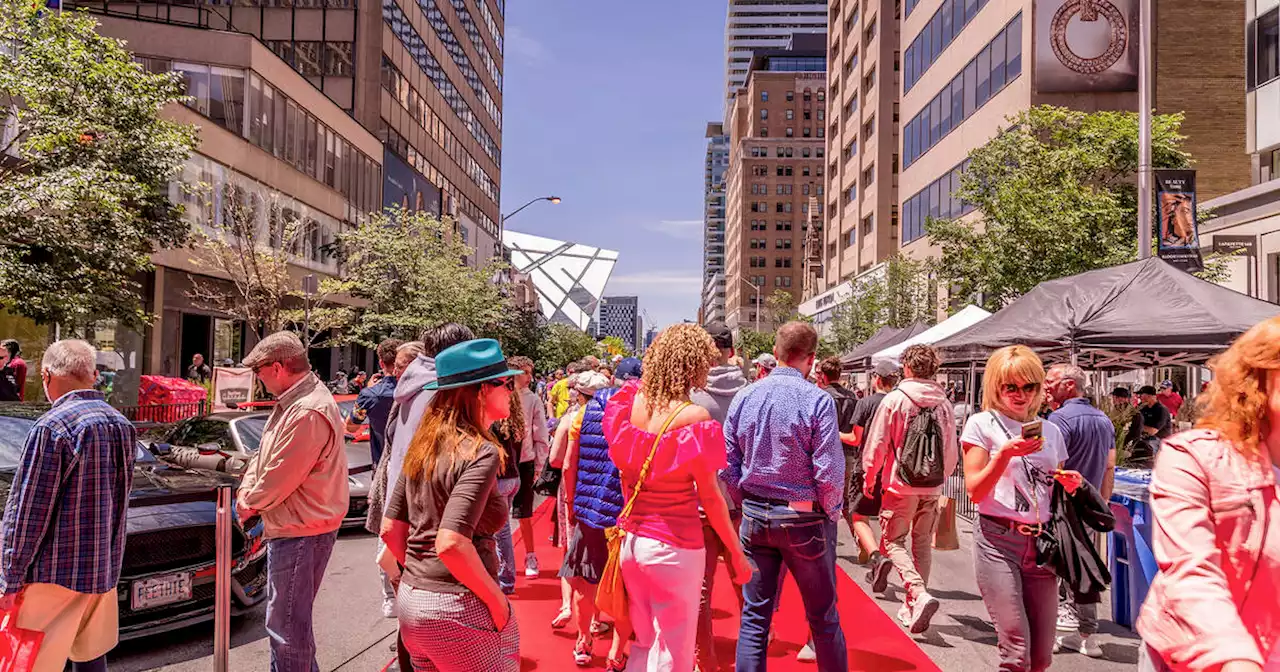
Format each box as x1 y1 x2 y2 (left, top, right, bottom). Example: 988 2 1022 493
237 331 349 671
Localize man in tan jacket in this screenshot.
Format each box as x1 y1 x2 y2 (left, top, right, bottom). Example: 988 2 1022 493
237 331 348 671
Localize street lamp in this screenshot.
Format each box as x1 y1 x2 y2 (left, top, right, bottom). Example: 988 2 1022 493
731 274 763 332
502 195 562 224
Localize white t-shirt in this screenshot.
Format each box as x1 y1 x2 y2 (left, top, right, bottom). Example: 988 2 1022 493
960 410 1068 524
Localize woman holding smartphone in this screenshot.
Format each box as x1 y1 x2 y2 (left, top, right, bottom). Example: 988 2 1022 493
960 345 1083 672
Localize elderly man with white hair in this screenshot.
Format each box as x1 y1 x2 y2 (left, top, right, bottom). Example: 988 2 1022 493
0 339 136 672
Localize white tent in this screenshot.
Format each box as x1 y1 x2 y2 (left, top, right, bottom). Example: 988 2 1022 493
872 305 993 365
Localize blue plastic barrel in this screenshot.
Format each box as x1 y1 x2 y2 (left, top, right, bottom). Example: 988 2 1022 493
1109 469 1158 630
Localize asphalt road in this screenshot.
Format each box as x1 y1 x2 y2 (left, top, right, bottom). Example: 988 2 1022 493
109 516 1142 671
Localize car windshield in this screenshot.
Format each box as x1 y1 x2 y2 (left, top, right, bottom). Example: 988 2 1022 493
0 416 36 471
234 416 267 453
166 418 234 450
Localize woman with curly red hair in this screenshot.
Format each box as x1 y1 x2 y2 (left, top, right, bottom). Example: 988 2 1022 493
1137 316 1280 672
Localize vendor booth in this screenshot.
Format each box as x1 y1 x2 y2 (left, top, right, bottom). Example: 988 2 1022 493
871 305 992 366
840 322 929 371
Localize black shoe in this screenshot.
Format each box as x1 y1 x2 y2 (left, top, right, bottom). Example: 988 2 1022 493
866 553 893 593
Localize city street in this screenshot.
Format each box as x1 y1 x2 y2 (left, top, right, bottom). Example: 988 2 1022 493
109 513 1141 672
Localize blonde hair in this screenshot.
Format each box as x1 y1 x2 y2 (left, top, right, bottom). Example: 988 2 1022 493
982 345 1046 416
1197 316 1280 457
640 324 717 413
394 341 426 375
403 385 502 479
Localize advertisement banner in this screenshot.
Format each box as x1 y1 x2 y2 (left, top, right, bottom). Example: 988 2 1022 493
382 150 442 217
211 367 255 412
1155 169 1203 273
1034 0 1139 93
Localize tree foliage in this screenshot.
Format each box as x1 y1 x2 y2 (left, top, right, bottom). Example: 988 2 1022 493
0 5 198 329
828 255 937 354
926 106 1198 310
599 335 632 358
737 329 775 363
764 289 800 326
535 323 599 373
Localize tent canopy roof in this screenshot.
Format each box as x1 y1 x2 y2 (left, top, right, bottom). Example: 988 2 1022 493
933 258 1280 369
872 306 992 365
840 322 929 370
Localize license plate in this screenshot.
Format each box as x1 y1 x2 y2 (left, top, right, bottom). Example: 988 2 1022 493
131 572 192 610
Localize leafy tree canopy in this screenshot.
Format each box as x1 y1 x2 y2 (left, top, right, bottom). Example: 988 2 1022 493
737 329 775 363
828 254 937 354
535 323 599 373
599 335 632 358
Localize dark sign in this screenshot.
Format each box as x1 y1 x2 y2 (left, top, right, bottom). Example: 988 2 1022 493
1155 169 1202 272
1212 235 1257 258
382 150 442 217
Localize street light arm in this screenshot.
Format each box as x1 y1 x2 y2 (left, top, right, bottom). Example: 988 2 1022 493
501 196 561 224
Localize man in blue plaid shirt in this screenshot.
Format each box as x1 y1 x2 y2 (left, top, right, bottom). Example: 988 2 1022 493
0 340 136 672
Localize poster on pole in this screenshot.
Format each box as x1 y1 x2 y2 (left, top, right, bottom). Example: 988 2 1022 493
211 367 255 412
1155 169 1203 272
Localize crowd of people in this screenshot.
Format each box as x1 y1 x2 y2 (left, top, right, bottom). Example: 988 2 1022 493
0 313 1276 672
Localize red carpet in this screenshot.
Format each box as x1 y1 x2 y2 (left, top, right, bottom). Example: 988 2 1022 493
507 501 940 672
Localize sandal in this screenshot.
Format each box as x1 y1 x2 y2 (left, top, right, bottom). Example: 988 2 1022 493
590 619 612 636
573 633 595 666
605 653 629 672
551 607 572 629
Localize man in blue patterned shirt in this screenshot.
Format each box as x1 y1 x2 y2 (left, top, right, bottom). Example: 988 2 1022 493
722 322 848 672
0 340 136 672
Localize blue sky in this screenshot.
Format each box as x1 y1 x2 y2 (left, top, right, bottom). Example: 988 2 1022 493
499 1 725 330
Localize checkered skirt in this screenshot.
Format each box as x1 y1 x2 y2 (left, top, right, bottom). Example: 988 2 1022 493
397 584 519 671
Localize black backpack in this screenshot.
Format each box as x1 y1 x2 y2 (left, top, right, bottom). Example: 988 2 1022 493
897 404 947 488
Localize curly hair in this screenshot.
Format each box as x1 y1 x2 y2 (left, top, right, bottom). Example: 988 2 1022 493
1197 316 1280 457
640 324 717 414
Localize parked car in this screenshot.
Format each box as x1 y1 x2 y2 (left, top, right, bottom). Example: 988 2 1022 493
334 394 371 444
158 412 374 527
0 407 268 640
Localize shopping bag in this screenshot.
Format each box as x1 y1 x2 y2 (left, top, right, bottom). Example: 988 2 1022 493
0 605 43 672
933 496 960 551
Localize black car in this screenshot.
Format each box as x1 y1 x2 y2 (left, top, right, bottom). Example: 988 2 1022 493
0 409 268 640
160 412 374 527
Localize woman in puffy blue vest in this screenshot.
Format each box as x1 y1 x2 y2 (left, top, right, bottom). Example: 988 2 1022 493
560 360 643 670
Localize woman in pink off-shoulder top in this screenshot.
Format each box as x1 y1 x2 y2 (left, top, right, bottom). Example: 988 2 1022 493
603 325 752 672
1137 316 1280 672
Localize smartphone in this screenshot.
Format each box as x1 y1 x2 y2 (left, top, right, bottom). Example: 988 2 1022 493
1021 420 1043 440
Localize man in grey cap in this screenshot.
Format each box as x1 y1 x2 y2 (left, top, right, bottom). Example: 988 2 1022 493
751 353 776 381
237 331 349 671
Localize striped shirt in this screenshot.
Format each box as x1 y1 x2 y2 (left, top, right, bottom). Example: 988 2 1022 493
0 389 136 595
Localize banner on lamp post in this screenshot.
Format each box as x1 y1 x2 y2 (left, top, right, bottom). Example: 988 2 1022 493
211 367 255 412
1155 169 1202 272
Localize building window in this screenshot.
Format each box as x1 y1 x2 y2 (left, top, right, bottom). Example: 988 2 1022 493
905 0 994 93
759 128 769 137
762 90 770 101
863 163 875 187
775 239 792 250
1251 8 1280 89
786 91 795 102
817 89 826 102
786 109 795 120
786 127 795 137
761 109 769 120
802 148 812 158
802 184 810 196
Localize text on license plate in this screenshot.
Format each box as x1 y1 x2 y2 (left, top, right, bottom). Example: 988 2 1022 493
131 572 193 610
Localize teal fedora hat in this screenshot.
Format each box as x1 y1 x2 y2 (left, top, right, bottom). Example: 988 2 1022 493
423 338 523 390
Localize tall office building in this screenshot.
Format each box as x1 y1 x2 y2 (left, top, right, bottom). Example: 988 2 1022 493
723 34 828 332
725 0 830 108
702 123 729 322
598 296 643 353
818 0 902 294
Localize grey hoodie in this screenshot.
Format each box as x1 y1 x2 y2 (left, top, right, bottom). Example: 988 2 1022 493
691 364 750 426
383 355 437 511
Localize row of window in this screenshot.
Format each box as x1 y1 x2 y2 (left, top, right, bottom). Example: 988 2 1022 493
383 1 502 165
903 13 1022 170
141 57 382 218
904 0 992 93
761 108 826 122
474 0 503 51
381 58 498 204
747 238 795 250
760 89 826 103
905 0 922 18
748 220 795 231
447 0 502 90
382 124 497 236
748 257 795 269
902 160 973 244
412 0 501 125
1248 8 1280 90
747 146 827 159
759 126 825 139
263 41 353 78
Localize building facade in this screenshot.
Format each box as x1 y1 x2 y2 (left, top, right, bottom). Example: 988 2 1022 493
702 123 730 323
502 230 619 332
725 1 829 109
598 296 643 353
723 35 828 332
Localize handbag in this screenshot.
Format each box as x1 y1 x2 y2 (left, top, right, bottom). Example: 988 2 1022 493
933 495 960 550
531 466 561 497
0 596 43 672
594 401 691 624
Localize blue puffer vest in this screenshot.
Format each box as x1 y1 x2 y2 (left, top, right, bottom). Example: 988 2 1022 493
573 387 624 530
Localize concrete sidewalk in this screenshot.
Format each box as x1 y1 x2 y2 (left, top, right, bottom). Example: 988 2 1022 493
833 515 1143 672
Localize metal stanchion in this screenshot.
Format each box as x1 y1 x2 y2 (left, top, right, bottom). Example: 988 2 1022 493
214 485 233 672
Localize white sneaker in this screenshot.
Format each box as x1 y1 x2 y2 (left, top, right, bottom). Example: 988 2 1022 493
906 592 940 634
1056 633 1104 658
524 552 540 578
382 597 397 618
796 640 816 662
1056 603 1080 632
896 604 910 627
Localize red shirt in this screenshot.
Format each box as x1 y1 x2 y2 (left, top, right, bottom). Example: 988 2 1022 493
1157 390 1183 418
603 382 726 549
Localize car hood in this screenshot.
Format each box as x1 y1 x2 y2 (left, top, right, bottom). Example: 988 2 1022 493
345 443 373 475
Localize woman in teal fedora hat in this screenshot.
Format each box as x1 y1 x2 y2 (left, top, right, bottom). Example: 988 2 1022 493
378 338 524 671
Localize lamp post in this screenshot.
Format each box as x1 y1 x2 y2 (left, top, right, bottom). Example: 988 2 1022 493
501 195 562 225
732 274 762 332
1137 0 1153 259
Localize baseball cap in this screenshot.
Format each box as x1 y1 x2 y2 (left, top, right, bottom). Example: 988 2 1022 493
872 359 901 379
1111 387 1132 398
1160 380 1173 389
703 322 734 350
753 353 777 370
1136 385 1158 396
574 371 611 396
242 332 307 369
615 357 643 381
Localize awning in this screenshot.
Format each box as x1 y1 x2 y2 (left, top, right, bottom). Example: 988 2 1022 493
872 305 993 365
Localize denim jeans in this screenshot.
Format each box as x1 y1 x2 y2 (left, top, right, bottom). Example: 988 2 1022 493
736 498 847 672
973 517 1057 672
266 531 338 672
495 477 521 593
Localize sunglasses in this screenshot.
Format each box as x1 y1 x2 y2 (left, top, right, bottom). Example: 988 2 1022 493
1001 382 1041 395
483 377 515 391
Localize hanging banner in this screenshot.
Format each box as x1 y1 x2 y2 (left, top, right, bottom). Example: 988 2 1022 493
211 367 255 412
1035 0 1139 93
1155 170 1203 273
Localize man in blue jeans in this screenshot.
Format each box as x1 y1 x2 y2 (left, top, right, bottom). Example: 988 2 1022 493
238 332 350 671
722 322 848 672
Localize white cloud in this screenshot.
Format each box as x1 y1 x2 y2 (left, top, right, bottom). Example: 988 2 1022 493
644 219 703 241
608 271 702 290
506 26 549 66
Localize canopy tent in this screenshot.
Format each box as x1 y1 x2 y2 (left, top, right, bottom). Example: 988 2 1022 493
872 305 993 365
932 258 1280 369
840 322 930 371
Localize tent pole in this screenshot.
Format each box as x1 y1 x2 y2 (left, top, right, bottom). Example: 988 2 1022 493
967 361 977 422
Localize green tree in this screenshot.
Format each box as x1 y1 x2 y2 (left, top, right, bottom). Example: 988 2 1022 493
0 5 198 330
484 304 543 361
536 323 599 373
737 328 775 363
764 289 800 326
332 207 508 344
927 106 1198 310
827 254 936 354
599 335 632 358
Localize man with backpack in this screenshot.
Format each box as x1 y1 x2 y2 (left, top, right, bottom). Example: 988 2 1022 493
862 344 958 634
